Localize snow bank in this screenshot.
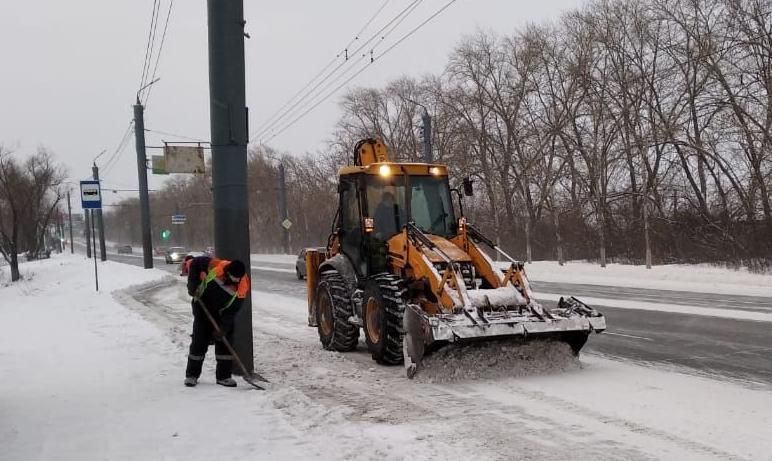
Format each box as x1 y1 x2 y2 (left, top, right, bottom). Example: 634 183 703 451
536 292 772 322
251 253 772 298
515 260 772 297
251 253 296 265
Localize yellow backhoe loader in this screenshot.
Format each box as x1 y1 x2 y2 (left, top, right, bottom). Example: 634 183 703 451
305 139 605 377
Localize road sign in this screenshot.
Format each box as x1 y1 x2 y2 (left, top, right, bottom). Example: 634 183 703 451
164 145 206 174
80 180 102 209
171 214 186 225
151 155 169 175
281 218 292 230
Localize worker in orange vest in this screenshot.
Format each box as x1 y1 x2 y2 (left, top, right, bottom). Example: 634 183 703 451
184 256 249 388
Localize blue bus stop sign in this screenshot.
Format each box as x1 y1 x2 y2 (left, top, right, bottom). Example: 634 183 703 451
80 180 102 209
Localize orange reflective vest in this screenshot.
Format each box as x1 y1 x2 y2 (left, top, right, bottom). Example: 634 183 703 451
197 258 250 310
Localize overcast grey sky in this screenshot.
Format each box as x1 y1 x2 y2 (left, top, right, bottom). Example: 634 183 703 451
0 0 581 206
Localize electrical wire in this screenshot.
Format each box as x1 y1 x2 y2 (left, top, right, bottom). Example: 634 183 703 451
250 0 422 142
252 0 418 141
262 0 457 144
101 120 135 177
138 0 161 92
143 0 175 106
249 0 392 138
145 128 205 142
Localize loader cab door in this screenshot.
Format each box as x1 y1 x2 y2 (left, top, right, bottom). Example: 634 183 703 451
338 177 366 276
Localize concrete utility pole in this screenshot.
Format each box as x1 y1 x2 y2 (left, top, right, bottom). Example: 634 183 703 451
67 192 74 254
84 209 92 258
421 109 432 163
92 163 107 261
207 0 253 373
134 100 154 269
278 163 290 254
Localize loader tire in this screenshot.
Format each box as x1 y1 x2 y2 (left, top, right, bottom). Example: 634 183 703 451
363 273 407 365
315 270 359 352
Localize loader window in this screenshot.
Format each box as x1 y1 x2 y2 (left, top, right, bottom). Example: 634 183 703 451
339 179 365 274
365 175 456 238
410 176 456 237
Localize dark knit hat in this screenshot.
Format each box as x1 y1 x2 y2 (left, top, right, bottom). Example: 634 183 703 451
226 260 246 278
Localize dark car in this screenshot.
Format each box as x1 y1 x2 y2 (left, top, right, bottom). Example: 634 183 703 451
116 245 133 254
296 247 326 280
165 247 187 264
295 249 307 280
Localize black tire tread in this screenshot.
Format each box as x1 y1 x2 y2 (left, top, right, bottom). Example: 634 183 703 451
318 270 359 352
367 273 407 365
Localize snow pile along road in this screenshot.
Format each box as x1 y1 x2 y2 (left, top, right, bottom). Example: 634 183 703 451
523 260 772 297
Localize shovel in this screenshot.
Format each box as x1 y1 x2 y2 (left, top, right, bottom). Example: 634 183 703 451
194 297 269 390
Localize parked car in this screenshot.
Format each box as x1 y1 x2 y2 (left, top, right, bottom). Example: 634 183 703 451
154 246 167 256
116 245 133 254
295 247 326 280
295 249 307 280
165 247 187 264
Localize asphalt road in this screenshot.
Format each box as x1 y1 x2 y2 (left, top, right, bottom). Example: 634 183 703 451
105 250 772 386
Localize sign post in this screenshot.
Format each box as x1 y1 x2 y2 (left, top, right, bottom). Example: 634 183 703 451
80 180 102 291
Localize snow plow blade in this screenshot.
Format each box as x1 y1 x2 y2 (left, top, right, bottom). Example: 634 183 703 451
403 296 605 379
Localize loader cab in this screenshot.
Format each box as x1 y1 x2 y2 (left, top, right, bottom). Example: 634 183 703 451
335 164 457 278
364 168 457 239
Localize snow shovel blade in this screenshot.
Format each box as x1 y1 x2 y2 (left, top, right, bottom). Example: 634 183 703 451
241 375 267 390
403 303 426 379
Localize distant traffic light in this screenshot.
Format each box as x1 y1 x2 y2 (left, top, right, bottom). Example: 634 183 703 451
161 229 171 240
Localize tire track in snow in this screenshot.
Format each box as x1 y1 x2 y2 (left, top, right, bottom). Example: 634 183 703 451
118 280 750 461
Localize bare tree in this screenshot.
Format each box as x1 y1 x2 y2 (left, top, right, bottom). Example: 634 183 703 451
0 147 66 281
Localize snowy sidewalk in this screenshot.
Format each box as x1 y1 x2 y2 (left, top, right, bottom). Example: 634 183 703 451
0 255 332 460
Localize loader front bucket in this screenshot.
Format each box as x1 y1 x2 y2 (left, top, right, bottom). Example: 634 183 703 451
402 297 605 379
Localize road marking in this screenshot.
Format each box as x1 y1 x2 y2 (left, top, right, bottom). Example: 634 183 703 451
604 332 654 341
677 346 772 362
536 292 772 323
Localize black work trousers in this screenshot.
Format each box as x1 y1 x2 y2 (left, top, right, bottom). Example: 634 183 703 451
185 299 239 380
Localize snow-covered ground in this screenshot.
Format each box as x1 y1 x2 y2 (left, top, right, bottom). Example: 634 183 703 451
252 253 772 297
2 254 772 460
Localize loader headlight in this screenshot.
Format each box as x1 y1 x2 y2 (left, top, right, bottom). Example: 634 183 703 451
429 166 442 176
378 164 392 177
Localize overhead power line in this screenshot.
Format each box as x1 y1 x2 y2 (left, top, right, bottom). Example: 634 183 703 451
101 120 135 177
249 0 392 139
139 0 161 92
262 0 458 144
144 0 175 106
145 128 205 142
250 0 423 142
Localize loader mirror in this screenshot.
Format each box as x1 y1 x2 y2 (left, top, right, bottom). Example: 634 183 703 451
463 177 474 196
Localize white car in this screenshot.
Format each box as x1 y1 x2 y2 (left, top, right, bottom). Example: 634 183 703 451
164 247 187 264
